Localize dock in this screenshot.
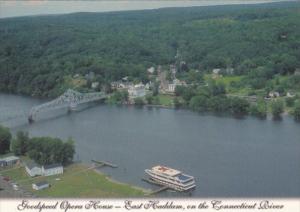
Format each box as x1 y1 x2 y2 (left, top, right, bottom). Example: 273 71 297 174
91 160 118 168
142 178 170 195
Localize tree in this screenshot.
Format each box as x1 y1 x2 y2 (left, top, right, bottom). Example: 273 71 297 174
181 87 195 103
173 97 182 108
293 102 300 121
62 138 75 165
230 97 250 115
189 95 208 111
249 100 267 119
134 97 145 106
11 131 29 156
27 136 75 165
209 81 226 96
271 99 284 118
152 81 160 96
207 96 231 112
0 125 11 154
145 94 153 104
285 97 296 107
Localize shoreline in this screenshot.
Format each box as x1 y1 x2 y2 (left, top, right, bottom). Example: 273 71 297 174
92 166 151 194
1 162 148 198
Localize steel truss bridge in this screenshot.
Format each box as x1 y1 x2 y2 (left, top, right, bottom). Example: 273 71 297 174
28 89 106 123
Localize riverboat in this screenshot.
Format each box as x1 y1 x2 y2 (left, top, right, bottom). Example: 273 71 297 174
145 165 196 191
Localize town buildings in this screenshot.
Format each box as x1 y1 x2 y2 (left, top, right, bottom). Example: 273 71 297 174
128 83 146 98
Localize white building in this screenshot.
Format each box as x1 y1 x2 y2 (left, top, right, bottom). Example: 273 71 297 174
111 81 133 90
25 161 42 177
32 182 49 190
166 79 185 93
42 164 63 176
287 92 295 98
212 68 221 75
269 91 280 98
0 156 20 167
128 84 146 98
147 67 155 74
167 83 177 93
91 82 99 89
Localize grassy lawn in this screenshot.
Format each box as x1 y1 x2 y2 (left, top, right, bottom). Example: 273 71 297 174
1 163 146 198
214 75 244 86
157 94 174 107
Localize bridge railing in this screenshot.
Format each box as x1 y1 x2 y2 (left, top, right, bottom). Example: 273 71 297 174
28 89 106 123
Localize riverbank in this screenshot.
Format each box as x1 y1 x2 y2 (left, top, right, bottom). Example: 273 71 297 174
0 163 147 198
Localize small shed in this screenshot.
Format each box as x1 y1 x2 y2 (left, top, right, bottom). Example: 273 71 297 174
32 182 49 190
42 164 63 176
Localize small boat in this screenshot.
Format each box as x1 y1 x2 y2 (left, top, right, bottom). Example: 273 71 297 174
145 165 196 191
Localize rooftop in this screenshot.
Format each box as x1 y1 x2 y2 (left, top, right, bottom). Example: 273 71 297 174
25 161 40 170
2 156 19 162
33 181 49 187
177 173 192 181
43 163 62 170
152 165 181 177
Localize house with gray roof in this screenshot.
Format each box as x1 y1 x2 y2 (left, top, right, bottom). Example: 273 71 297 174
42 163 63 176
0 156 20 167
32 181 49 190
25 161 42 177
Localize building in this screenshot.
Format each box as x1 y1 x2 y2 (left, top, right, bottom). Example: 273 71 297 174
226 68 234 75
287 92 295 98
145 82 152 90
147 67 155 74
32 182 49 190
269 91 280 98
128 84 146 98
122 76 129 81
0 156 20 167
42 164 63 176
91 82 99 89
170 65 176 74
25 161 42 177
85 71 95 80
212 68 221 75
167 83 176 93
111 81 133 90
0 160 5 167
166 79 185 93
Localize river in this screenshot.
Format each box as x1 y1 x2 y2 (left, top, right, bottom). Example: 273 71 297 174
0 93 299 197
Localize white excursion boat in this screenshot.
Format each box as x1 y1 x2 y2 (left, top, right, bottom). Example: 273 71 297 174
145 165 196 191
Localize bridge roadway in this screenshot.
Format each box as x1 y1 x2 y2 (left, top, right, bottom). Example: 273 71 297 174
28 89 107 123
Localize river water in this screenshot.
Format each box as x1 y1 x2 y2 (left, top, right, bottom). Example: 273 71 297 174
0 93 299 197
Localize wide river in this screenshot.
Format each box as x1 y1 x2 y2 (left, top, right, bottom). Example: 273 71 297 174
0 93 299 197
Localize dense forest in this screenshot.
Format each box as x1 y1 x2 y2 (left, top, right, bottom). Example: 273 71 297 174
0 1 299 98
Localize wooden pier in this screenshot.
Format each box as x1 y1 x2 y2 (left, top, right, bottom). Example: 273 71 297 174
91 160 118 168
142 178 170 195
